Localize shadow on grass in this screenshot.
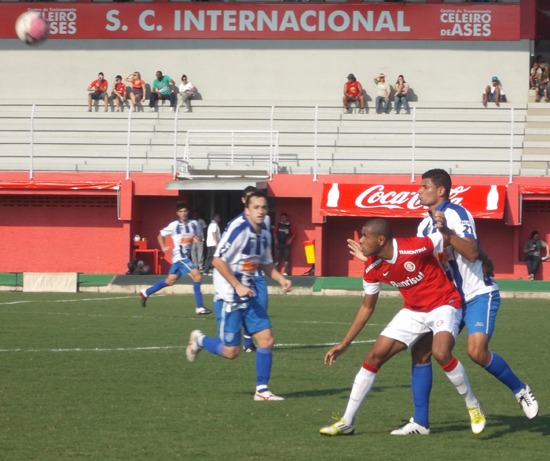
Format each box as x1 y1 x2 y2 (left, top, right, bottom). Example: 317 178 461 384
433 414 550 437
280 384 410 399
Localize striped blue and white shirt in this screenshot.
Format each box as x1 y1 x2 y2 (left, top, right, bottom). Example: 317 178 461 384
160 219 202 263
214 218 272 303
417 200 498 302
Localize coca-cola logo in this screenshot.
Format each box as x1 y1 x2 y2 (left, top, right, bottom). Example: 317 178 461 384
354 185 471 210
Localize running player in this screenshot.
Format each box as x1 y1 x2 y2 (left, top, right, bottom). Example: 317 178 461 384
391 169 538 436
224 186 271 353
139 201 212 315
320 218 485 436
186 191 291 401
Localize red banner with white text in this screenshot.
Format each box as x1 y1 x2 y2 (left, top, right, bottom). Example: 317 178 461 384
0 4 521 40
320 183 506 219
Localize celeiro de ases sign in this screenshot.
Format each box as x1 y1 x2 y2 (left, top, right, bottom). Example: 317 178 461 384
0 4 520 40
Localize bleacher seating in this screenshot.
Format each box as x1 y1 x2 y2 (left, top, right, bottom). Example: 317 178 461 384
0 99 540 178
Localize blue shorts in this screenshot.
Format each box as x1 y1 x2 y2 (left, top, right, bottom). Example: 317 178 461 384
89 92 107 100
255 275 268 309
462 291 500 337
169 259 196 277
214 297 272 346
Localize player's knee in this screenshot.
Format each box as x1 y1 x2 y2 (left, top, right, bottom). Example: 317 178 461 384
431 346 452 366
224 347 240 360
165 277 176 286
466 344 489 366
256 336 274 349
365 350 383 368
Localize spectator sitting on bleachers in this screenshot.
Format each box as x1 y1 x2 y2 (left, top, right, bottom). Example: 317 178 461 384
535 55 549 80
179 74 196 113
112 75 127 112
126 72 146 113
482 76 507 107
530 62 543 90
87 72 108 112
343 73 365 114
393 74 410 115
535 74 549 103
149 71 176 112
373 73 390 114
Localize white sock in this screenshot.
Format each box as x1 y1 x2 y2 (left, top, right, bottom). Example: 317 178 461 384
342 367 377 425
444 359 478 407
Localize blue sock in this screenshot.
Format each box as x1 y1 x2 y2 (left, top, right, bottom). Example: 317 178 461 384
193 282 203 308
256 347 273 387
411 363 432 428
244 335 253 348
145 279 168 297
202 337 224 357
484 352 525 394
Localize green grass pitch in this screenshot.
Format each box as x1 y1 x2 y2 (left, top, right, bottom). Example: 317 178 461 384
0 292 547 460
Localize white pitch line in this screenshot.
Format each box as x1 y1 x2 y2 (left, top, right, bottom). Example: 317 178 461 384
297 321 380 326
0 296 142 306
0 340 375 354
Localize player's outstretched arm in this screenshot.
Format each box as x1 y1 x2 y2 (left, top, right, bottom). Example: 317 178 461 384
325 293 378 366
213 257 253 298
261 263 292 292
434 211 478 262
347 239 367 261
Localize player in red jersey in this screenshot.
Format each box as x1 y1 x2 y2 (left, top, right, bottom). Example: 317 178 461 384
319 218 485 436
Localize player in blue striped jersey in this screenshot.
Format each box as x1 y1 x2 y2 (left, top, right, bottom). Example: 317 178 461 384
140 201 211 315
186 191 291 401
223 186 272 353
391 169 538 436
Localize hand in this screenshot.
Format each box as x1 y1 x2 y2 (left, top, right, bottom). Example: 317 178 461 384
192 236 201 243
280 278 292 293
235 283 253 298
161 246 171 253
347 239 367 261
324 343 349 366
482 259 495 281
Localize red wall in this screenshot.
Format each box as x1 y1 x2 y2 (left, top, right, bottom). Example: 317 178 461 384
0 194 127 273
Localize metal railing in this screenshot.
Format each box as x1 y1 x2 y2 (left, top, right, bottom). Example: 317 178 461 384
2 104 526 182
177 129 280 181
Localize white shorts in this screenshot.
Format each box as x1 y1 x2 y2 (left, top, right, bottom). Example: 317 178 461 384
380 305 462 349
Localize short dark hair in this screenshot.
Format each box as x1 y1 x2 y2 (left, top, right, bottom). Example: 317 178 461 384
363 218 393 241
181 74 187 80
422 168 452 199
176 201 188 211
280 212 288 217
115 75 122 79
242 186 257 197
245 191 267 208
530 230 539 239
98 72 104 77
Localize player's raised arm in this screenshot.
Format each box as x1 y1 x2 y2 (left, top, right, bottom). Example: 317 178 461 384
434 211 478 261
325 292 378 366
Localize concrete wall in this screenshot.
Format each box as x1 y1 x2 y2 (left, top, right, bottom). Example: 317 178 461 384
1 38 530 105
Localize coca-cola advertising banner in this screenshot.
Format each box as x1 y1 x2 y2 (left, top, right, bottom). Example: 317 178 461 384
321 183 506 219
0 4 520 40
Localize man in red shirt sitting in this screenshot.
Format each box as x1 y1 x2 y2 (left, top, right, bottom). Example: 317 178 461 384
343 73 365 114
319 218 485 437
87 72 109 112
